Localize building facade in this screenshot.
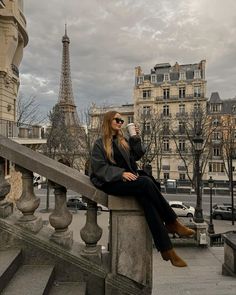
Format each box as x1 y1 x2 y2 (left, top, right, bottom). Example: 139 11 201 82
0 0 28 137
207 92 236 183
134 60 207 181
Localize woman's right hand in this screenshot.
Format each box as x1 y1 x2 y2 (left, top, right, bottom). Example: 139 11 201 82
122 172 138 181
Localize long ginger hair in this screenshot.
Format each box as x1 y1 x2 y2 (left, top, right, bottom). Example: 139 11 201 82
101 111 129 163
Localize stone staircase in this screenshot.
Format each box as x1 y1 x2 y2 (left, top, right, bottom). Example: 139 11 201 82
0 249 86 295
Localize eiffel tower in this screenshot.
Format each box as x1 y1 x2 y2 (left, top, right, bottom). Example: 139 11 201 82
57 24 80 132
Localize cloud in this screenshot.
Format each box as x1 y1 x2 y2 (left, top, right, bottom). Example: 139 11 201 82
20 0 236 118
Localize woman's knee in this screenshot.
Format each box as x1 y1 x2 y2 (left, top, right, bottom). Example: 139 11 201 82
137 176 154 188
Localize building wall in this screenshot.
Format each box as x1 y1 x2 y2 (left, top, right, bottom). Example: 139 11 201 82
0 0 28 124
134 61 207 181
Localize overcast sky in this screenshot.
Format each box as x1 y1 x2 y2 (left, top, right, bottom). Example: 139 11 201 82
20 0 236 118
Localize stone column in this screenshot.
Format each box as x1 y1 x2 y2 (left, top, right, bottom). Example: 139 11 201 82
49 183 73 249
80 199 102 263
105 195 153 295
15 166 42 232
0 157 12 218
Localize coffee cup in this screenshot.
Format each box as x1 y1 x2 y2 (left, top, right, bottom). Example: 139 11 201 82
126 123 137 137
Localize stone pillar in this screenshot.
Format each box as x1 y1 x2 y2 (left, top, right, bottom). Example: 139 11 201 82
80 199 102 263
0 157 12 218
15 165 42 232
193 222 208 246
105 196 152 295
222 232 236 277
49 183 73 249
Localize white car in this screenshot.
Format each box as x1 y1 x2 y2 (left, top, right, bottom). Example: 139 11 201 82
169 201 195 218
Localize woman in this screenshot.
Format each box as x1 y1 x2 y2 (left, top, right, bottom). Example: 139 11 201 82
90 111 195 267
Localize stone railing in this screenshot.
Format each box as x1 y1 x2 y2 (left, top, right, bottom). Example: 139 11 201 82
0 135 152 295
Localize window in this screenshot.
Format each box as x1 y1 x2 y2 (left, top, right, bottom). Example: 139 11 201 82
212 118 220 126
209 162 224 172
143 122 151 133
163 122 169 133
179 139 186 151
163 105 169 116
163 139 169 151
211 103 222 112
179 121 185 134
151 75 157 83
212 132 221 140
179 104 185 113
233 105 236 113
164 73 170 81
163 88 170 99
194 85 201 97
142 106 151 115
128 116 133 124
194 102 200 112
179 87 186 98
179 71 186 80
213 147 221 157
179 173 186 180
137 76 144 84
194 70 201 79
142 90 151 99
163 173 169 180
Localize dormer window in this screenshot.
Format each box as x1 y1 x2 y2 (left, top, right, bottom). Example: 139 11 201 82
194 70 201 79
151 75 157 83
210 103 222 112
179 71 186 80
232 105 236 113
137 76 144 85
164 73 170 82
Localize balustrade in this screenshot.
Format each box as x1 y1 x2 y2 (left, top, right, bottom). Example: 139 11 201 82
49 182 73 249
15 165 43 232
0 135 153 294
0 157 12 217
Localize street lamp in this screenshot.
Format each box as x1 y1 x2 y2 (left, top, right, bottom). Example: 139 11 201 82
193 132 204 223
208 176 215 234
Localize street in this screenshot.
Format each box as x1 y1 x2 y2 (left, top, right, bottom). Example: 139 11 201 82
34 187 234 216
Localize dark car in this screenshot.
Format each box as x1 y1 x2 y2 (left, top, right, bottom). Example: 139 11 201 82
66 198 87 210
212 204 236 220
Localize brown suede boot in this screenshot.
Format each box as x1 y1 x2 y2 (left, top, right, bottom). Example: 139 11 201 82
166 219 195 237
161 249 187 267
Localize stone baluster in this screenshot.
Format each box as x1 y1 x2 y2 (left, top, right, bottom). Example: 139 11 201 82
0 157 12 218
15 165 42 232
49 183 73 249
80 198 102 263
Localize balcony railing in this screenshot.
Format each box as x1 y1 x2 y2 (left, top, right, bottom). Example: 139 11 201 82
0 135 152 294
0 119 45 139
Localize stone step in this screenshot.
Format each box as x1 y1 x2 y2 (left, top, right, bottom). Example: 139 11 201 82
0 249 22 293
1 265 55 295
49 281 87 295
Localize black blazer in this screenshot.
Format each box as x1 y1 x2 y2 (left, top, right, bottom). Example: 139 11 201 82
90 136 145 188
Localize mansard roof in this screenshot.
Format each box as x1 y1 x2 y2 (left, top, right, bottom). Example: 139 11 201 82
209 92 222 103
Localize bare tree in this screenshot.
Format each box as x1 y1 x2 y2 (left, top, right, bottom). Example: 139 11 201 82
171 104 214 189
137 107 163 179
44 104 83 168
17 94 46 126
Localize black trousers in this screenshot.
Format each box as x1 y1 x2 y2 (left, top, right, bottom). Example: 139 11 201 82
102 175 177 252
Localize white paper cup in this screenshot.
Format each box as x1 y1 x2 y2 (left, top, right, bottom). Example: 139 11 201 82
126 123 137 137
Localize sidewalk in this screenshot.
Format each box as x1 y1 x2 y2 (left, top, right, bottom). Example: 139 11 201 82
153 220 236 295
38 210 236 295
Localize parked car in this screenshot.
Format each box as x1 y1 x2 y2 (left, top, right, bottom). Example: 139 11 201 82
212 204 236 220
169 201 195 217
66 197 87 210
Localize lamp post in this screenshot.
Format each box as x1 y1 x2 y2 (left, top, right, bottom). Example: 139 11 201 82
193 133 204 223
208 176 215 234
